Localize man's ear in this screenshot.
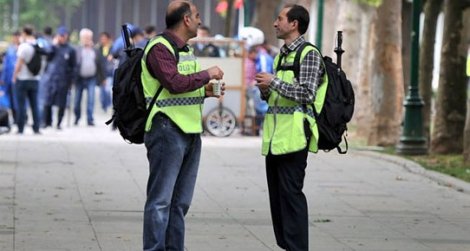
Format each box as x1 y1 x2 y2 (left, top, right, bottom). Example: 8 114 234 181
183 14 191 27
291 20 298 31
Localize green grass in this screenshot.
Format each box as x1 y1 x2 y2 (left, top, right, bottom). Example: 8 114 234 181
407 154 470 183
347 128 470 183
371 147 470 182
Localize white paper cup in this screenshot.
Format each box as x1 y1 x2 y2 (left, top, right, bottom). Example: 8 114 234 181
213 80 222 96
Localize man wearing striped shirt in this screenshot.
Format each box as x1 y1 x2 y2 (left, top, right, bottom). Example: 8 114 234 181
255 4 324 251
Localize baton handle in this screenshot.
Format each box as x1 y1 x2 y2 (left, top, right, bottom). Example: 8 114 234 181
121 24 133 50
334 31 345 69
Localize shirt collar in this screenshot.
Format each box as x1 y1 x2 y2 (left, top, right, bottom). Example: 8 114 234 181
163 30 189 51
280 36 306 55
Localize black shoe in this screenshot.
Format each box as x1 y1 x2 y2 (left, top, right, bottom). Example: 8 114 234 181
88 122 95 126
56 125 62 130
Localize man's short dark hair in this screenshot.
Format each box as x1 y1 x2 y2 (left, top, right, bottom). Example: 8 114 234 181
145 25 156 35
166 2 192 29
285 4 310 35
22 25 35 36
100 31 111 38
43 26 53 36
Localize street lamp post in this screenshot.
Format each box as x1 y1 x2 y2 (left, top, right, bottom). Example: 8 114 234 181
316 0 324 50
396 0 427 155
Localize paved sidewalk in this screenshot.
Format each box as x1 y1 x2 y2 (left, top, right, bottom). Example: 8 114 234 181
1 114 470 251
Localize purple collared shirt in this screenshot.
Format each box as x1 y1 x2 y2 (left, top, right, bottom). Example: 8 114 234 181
147 30 210 94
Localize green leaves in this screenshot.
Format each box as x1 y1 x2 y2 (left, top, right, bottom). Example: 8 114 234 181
0 0 83 37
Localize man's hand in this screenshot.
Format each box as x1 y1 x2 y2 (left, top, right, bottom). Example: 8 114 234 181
255 72 274 91
205 81 225 98
207 66 224 80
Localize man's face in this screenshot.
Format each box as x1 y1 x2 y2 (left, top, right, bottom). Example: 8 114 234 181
12 35 20 44
57 34 68 44
100 34 110 45
187 4 202 38
273 7 293 40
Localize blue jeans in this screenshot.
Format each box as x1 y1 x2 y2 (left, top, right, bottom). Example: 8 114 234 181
16 79 40 133
74 77 96 124
143 113 201 251
99 77 113 112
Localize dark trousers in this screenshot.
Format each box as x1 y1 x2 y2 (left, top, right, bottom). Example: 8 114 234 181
43 105 65 127
16 80 40 133
266 147 309 251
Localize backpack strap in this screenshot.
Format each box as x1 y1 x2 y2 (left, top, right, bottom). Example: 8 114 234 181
159 32 181 63
146 86 163 115
143 33 182 79
275 42 315 82
142 33 183 115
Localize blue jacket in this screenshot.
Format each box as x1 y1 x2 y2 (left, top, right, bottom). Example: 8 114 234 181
42 43 77 107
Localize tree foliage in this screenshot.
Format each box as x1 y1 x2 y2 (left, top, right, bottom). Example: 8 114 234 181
0 0 82 37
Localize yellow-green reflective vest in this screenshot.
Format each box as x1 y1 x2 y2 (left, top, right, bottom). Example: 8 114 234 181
467 53 470 77
262 45 328 156
141 36 205 133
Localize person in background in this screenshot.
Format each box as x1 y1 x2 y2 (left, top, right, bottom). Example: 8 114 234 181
193 25 220 57
244 46 258 125
0 31 21 124
255 4 325 251
37 26 54 126
73 28 105 126
141 1 224 250
144 25 158 40
97 31 114 113
12 25 42 134
42 26 76 130
111 24 146 66
252 42 272 134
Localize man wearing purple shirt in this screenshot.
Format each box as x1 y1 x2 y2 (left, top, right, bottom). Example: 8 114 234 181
141 1 224 250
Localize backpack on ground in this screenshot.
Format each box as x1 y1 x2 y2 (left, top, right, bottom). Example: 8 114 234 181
106 25 180 144
26 43 46 76
291 37 355 154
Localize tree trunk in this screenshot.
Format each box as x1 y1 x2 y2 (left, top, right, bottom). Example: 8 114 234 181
353 4 376 138
419 0 442 144
431 0 468 154
335 0 362 87
461 7 470 162
366 0 404 146
402 0 412 93
333 0 363 140
224 0 235 37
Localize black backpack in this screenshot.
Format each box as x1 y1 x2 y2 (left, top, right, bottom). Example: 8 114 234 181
106 33 180 144
289 42 355 154
26 44 45 75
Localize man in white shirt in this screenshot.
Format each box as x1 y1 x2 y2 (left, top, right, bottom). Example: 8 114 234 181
12 25 41 134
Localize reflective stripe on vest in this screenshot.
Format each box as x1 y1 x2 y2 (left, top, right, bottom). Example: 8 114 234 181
266 106 314 118
261 44 327 156
141 36 205 133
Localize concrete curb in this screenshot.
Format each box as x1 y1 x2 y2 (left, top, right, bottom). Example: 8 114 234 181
353 150 470 195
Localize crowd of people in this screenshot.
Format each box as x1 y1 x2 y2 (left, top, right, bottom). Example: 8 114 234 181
0 23 159 134
0 21 278 136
